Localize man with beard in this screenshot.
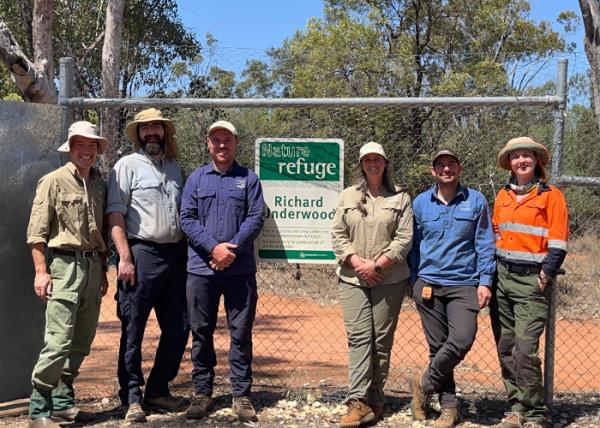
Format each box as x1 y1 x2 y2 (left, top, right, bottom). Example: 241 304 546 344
407 149 495 428
107 108 189 422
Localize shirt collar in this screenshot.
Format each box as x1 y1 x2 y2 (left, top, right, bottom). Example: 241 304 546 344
137 148 165 165
207 160 239 175
65 161 99 182
430 184 467 203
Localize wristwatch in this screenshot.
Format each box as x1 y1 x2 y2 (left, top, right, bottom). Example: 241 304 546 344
374 263 383 274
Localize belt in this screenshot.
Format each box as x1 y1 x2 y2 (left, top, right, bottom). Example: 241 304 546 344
52 248 99 259
499 259 541 275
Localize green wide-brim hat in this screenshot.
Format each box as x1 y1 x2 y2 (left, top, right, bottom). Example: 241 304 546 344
497 137 550 171
125 108 178 158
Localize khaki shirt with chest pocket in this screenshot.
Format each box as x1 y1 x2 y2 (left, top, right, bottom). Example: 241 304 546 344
331 185 413 286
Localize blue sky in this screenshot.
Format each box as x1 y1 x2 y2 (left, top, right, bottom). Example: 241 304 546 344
177 0 584 52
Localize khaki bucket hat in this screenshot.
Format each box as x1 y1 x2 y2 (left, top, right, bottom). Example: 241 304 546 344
125 108 178 158
57 121 108 154
497 137 550 170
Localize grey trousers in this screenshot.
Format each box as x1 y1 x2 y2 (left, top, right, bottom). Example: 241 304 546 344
413 278 480 408
339 279 407 405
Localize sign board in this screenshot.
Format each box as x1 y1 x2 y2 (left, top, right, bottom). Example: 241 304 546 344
255 138 344 263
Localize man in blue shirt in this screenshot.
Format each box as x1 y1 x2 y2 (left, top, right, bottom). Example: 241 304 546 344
180 120 265 423
408 149 495 428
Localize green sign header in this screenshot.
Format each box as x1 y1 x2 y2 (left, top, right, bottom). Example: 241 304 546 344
259 141 340 181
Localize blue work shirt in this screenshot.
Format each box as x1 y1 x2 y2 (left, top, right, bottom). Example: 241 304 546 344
408 185 495 287
180 161 265 276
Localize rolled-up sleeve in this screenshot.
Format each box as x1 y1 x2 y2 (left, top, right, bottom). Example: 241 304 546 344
381 192 413 263
331 196 356 266
26 176 55 245
106 160 130 215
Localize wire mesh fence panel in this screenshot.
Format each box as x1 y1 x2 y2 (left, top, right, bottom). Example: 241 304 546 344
69 101 600 403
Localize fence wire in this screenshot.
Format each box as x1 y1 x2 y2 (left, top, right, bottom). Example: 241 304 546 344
67 101 600 404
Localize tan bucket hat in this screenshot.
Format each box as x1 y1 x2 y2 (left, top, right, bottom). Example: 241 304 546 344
207 120 238 137
497 137 550 170
57 121 108 154
125 108 178 158
359 142 387 161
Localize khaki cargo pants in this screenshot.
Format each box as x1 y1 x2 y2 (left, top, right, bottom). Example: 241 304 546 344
339 279 407 406
29 252 102 419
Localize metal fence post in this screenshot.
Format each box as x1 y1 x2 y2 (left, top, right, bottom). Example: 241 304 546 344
545 58 568 409
59 57 74 142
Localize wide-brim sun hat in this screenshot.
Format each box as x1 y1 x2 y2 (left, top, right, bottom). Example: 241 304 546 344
359 141 387 162
497 136 550 171
125 108 178 158
207 120 237 137
57 121 108 154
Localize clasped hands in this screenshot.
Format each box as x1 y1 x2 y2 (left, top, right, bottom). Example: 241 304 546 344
350 254 384 287
210 242 238 271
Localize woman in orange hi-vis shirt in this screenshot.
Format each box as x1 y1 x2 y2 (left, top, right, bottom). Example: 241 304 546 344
490 137 569 428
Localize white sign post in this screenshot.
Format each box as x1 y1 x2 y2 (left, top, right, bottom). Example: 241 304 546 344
255 138 344 264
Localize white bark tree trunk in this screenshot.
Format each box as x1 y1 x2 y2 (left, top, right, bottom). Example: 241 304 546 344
100 0 125 170
580 0 600 132
0 0 56 103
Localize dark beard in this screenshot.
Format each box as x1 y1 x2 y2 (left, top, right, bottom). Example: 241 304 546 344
141 137 165 156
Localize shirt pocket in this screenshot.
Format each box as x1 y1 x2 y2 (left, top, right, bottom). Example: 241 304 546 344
453 209 477 237
421 210 442 237
525 199 546 225
135 178 162 203
381 198 402 231
197 189 216 217
342 203 363 227
228 189 246 215
57 192 84 227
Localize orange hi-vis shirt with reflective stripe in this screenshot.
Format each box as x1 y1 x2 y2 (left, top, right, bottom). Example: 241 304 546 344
492 184 569 264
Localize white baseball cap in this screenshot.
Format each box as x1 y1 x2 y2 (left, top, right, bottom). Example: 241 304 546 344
359 141 387 161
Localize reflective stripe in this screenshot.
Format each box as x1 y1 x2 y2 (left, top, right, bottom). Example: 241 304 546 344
548 239 567 250
495 248 547 263
498 222 548 237
495 233 501 241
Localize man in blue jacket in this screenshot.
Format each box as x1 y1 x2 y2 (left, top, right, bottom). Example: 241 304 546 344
408 149 495 428
180 120 265 423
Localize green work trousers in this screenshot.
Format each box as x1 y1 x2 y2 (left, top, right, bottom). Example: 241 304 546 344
29 252 102 419
339 279 407 406
490 262 551 425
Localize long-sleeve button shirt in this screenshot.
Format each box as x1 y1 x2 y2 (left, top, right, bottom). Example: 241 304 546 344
493 183 569 278
409 185 495 287
27 162 107 252
331 185 413 286
180 161 265 276
106 150 183 244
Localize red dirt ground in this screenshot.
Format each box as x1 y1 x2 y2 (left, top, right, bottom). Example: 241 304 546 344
75 270 600 399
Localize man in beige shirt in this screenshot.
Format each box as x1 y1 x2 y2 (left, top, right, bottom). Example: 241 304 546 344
26 121 109 428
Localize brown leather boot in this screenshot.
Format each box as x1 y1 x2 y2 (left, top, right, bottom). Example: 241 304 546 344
432 407 461 428
339 399 375 428
409 371 427 421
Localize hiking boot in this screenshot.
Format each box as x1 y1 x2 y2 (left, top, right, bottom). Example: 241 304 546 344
185 394 213 419
522 422 546 428
432 407 461 428
409 371 427 421
125 403 147 423
143 395 189 413
29 418 60 428
497 411 523 428
369 403 384 422
52 406 97 422
232 396 258 422
340 398 375 428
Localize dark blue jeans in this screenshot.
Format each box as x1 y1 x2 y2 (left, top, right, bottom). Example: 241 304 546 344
116 240 189 406
413 278 480 408
187 273 258 397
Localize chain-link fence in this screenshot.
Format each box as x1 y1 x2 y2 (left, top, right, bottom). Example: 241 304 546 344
34 56 600 405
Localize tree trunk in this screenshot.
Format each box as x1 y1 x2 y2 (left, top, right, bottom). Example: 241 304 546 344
0 0 57 103
579 0 600 132
100 0 125 172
